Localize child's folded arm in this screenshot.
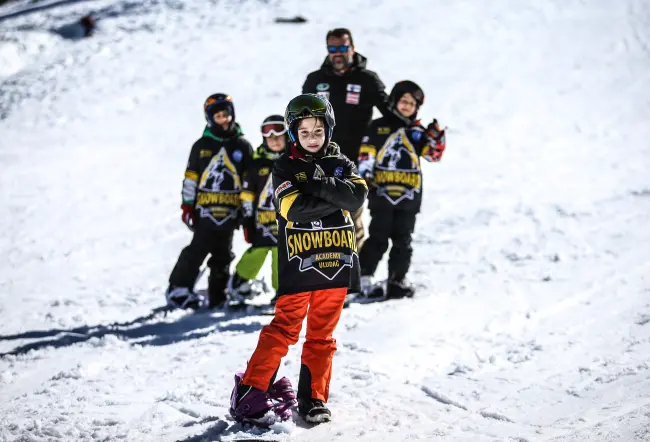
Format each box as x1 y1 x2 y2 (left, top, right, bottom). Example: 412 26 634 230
313 175 367 212
272 160 340 223
278 191 341 223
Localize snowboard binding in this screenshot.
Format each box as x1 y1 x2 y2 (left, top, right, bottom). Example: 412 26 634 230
229 372 297 426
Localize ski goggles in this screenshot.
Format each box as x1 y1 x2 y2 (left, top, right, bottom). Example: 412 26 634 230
261 121 287 137
327 45 350 54
205 100 233 116
204 95 232 110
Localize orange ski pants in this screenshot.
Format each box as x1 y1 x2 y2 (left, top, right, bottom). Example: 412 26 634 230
242 287 347 402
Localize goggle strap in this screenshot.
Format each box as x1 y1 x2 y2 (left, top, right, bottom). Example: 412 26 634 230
262 120 285 126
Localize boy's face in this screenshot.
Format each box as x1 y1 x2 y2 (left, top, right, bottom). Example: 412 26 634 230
265 134 286 152
396 93 418 118
297 117 326 153
212 110 233 129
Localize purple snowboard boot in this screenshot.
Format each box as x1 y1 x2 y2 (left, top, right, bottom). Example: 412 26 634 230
229 372 275 426
268 376 297 421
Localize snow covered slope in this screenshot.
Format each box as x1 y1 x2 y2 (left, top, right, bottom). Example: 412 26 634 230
1 0 649 440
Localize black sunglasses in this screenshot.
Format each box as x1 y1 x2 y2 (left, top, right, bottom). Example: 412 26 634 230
327 45 350 54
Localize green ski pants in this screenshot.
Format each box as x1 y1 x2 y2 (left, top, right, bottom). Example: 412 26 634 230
235 246 278 290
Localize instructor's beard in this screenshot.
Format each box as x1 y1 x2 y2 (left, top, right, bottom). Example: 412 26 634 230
331 55 351 71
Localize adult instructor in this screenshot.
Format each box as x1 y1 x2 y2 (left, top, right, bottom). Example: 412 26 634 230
302 28 388 250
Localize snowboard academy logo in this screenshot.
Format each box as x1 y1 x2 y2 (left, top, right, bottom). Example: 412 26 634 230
375 128 422 205
196 147 242 225
285 213 357 280
256 175 278 243
312 164 325 180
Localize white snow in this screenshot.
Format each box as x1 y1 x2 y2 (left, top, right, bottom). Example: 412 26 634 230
1 0 650 441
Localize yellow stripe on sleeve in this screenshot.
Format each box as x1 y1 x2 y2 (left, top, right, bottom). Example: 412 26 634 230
185 170 199 181
240 190 255 202
359 144 377 156
279 192 299 219
349 175 368 188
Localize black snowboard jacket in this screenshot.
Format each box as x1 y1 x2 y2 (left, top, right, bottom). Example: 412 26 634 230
182 124 254 231
358 114 440 213
272 143 368 295
240 144 283 247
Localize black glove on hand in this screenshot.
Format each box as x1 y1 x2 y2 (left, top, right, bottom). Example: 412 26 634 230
426 119 445 141
293 157 323 196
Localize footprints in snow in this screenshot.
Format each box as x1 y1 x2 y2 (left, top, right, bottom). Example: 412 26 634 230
420 384 515 423
635 313 650 326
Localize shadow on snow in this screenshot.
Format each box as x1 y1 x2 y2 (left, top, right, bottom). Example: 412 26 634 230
0 306 267 357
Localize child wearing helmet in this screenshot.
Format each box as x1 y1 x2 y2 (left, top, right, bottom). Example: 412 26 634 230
229 94 368 426
227 115 289 305
357 80 446 299
165 93 254 309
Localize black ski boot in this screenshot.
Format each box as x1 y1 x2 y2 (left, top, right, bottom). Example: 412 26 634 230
386 278 415 299
298 397 331 424
227 272 253 305
165 285 204 310
360 275 384 298
207 271 228 308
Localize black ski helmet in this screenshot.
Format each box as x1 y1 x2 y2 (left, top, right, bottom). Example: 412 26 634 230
203 93 235 128
260 114 287 136
284 94 335 155
260 114 288 154
388 80 424 122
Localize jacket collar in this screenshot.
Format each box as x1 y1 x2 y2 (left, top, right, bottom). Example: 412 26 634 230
203 123 242 142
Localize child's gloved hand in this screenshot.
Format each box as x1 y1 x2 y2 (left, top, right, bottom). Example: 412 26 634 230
181 203 195 231
357 157 374 184
425 119 446 162
292 158 321 194
241 200 254 218
318 156 349 176
243 226 253 244
242 218 255 244
426 119 445 141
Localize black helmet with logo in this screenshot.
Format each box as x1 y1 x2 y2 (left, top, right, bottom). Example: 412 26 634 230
284 94 336 155
203 93 235 128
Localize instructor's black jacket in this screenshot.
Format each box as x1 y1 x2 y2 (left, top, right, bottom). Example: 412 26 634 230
302 53 388 162
272 143 368 295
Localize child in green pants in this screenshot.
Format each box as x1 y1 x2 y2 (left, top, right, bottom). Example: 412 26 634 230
228 115 288 303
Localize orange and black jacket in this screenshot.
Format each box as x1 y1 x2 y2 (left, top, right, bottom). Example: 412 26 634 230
239 144 281 247
272 143 368 295
358 114 443 213
182 124 253 230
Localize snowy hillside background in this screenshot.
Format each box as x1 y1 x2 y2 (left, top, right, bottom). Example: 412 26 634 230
1 0 650 441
